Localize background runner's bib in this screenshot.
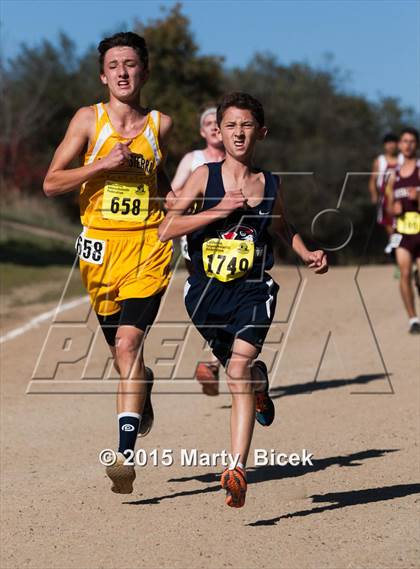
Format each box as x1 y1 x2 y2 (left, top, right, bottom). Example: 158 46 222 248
80 103 163 230
396 211 420 235
103 174 149 222
392 162 420 237
203 238 254 282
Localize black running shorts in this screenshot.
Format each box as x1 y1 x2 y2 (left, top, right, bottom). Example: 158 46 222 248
184 273 279 367
96 292 163 346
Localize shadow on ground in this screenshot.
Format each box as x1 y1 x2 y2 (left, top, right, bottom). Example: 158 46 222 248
219 373 390 409
125 448 398 506
247 483 420 526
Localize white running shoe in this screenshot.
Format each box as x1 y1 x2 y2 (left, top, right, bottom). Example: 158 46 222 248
106 452 136 494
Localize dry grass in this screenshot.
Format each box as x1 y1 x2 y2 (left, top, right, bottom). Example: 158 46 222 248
0 192 80 235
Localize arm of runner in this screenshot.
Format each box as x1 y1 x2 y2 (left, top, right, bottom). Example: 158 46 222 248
156 113 174 201
158 165 245 241
385 172 401 216
368 158 379 204
268 176 298 245
292 235 328 274
165 152 196 209
171 153 194 192
408 186 419 202
157 112 173 162
269 177 328 274
165 152 194 210
43 107 133 197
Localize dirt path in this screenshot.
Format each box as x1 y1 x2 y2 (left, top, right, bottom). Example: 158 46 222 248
1 265 419 569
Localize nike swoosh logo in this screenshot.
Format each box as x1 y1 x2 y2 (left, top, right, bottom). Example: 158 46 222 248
259 210 270 215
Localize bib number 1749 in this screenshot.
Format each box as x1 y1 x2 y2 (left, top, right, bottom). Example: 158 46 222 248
206 253 249 276
202 238 254 282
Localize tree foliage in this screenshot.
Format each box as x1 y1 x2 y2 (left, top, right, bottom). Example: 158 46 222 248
135 4 225 170
0 3 417 262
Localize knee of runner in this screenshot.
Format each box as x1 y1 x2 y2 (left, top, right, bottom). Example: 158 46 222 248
399 266 412 279
226 360 253 393
115 333 144 361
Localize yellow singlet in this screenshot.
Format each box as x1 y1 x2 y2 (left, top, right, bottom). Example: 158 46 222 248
80 103 164 230
77 103 172 315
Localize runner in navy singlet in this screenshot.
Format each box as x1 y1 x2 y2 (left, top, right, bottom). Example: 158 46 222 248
387 128 420 334
159 92 328 508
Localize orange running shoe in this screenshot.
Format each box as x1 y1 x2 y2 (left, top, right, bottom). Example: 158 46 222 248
220 466 247 508
196 362 219 396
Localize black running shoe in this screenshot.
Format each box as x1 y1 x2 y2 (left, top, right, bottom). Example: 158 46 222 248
414 269 420 297
138 367 154 437
409 321 420 335
254 360 275 427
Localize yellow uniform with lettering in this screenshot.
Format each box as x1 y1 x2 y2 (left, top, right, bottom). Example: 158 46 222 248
77 103 172 315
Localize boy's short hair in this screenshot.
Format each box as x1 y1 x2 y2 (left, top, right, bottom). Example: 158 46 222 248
382 133 398 144
98 32 148 73
399 127 419 144
216 92 265 127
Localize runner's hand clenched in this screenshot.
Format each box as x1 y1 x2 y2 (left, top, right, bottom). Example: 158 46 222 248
216 189 246 216
307 250 328 274
102 141 133 170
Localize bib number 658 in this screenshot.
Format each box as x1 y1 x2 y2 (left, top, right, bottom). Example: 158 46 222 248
76 234 106 265
110 196 141 216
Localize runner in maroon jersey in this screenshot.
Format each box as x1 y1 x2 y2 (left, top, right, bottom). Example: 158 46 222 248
368 133 402 244
387 128 420 334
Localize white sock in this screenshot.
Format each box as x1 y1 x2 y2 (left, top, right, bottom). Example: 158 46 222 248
409 317 420 326
117 411 141 420
229 461 245 471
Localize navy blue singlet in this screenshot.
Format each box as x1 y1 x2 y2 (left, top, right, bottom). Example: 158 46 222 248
187 162 278 282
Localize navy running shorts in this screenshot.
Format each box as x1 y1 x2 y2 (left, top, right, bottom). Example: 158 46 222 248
184 273 279 367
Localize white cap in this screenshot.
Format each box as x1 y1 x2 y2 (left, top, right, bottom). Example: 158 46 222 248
200 107 217 127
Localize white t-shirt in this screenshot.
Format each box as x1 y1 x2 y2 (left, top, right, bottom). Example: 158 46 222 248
190 150 207 171
180 150 223 260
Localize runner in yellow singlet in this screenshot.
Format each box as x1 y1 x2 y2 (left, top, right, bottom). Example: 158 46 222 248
43 32 173 494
